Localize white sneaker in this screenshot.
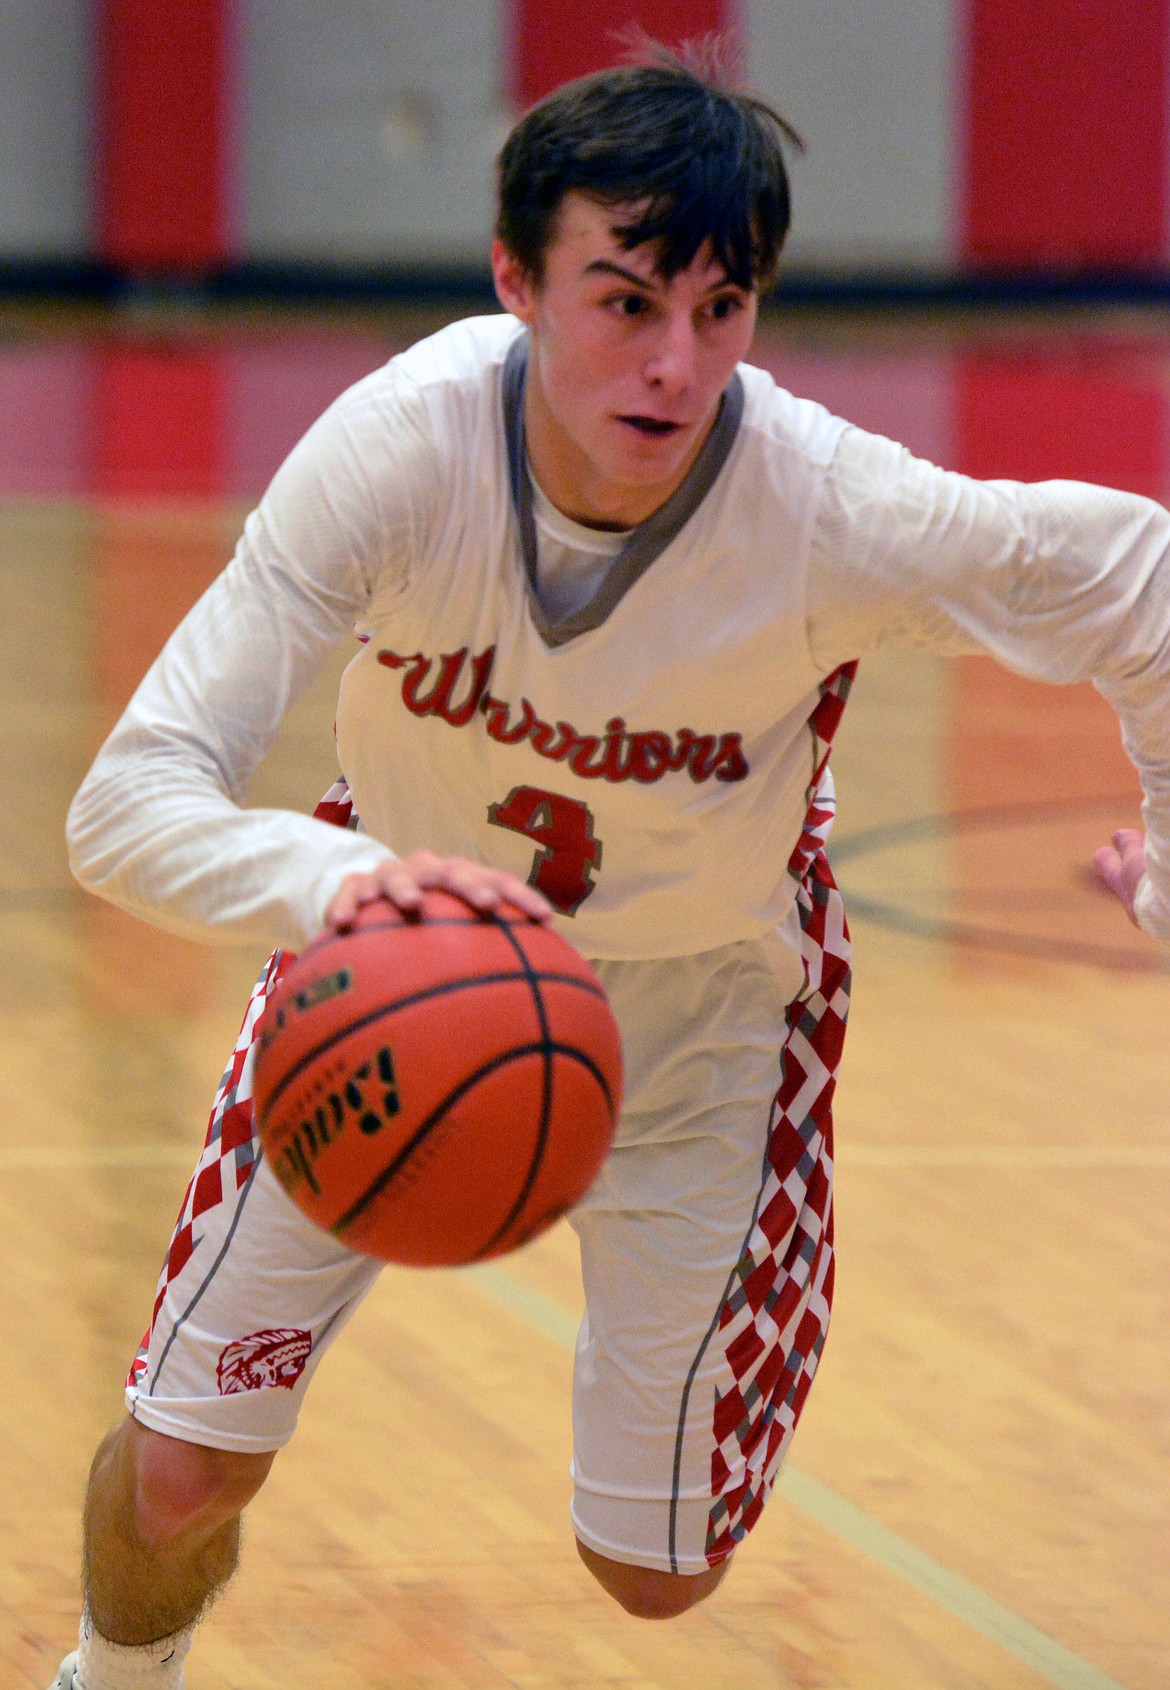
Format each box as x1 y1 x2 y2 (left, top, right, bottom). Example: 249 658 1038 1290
47 1653 78 1690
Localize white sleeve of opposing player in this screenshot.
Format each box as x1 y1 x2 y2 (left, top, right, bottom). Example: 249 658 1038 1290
66 371 435 951
807 425 1170 940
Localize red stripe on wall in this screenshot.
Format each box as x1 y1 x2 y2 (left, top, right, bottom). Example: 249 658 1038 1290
962 0 1169 269
95 0 232 269
511 1 729 109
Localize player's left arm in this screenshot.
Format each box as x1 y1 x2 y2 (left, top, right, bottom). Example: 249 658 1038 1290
807 428 1170 941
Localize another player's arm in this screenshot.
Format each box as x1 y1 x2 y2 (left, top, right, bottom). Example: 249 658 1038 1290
806 427 1170 939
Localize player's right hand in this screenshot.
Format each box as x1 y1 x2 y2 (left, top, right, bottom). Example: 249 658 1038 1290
324 850 555 932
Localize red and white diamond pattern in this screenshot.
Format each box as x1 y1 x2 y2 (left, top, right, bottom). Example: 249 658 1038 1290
128 948 285 1388
705 662 856 1565
128 780 355 1391
312 778 356 833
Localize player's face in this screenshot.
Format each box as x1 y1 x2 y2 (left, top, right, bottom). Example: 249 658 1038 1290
492 192 758 528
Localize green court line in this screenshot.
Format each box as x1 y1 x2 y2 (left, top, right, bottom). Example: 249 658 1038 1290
464 1262 1129 1690
465 1262 582 1348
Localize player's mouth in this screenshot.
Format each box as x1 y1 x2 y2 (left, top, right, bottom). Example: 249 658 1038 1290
616 414 685 438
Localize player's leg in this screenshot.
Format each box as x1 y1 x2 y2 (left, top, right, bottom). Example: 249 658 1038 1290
82 1418 275 1645
574 1540 730 1619
570 910 846 1618
51 949 384 1687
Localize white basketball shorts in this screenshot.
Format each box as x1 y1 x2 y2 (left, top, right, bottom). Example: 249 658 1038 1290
125 790 850 1575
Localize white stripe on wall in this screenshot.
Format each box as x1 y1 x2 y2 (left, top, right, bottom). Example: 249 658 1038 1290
239 0 507 265
745 0 959 272
0 0 91 256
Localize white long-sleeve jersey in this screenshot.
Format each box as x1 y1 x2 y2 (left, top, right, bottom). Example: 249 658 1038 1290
66 314 1170 963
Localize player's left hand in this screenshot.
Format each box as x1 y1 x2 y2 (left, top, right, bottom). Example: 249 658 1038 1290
1091 827 1147 926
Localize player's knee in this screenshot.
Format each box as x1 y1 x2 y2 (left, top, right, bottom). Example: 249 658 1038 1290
575 1539 728 1620
125 1420 276 1545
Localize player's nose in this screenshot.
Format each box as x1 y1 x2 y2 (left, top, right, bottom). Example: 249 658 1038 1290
643 310 697 393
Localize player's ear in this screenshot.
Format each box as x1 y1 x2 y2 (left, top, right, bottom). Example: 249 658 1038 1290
492 238 538 323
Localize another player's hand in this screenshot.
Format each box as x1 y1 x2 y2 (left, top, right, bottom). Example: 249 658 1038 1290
325 850 555 933
1091 827 1147 927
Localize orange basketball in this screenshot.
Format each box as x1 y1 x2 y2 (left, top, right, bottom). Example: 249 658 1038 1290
253 891 622 1266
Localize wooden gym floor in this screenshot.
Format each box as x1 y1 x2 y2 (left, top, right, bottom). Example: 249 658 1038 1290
0 301 1166 1689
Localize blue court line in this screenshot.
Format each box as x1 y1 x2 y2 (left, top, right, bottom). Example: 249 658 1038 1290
463 1262 1129 1690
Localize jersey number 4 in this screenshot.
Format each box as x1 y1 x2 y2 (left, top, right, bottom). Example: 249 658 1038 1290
487 785 602 915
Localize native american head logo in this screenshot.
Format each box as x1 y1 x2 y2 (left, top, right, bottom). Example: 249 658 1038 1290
217 1328 312 1395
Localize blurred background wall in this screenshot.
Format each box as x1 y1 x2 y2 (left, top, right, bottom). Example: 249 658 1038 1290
0 0 1166 290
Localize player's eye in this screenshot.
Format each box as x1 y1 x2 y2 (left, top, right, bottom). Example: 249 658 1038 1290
708 294 744 322
608 292 649 318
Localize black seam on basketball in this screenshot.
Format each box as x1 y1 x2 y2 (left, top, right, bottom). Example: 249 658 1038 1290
470 913 556 1258
329 1040 615 1240
260 967 608 1116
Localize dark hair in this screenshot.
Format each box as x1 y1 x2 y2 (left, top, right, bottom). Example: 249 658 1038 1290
495 42 803 291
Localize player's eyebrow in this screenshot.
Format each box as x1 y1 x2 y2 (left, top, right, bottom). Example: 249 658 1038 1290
582 258 658 289
582 256 747 298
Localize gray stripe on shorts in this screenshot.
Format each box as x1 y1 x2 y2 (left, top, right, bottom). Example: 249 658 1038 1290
147 1151 264 1396
667 1100 777 1574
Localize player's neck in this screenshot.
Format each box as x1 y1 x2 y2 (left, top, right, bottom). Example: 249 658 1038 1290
524 382 715 532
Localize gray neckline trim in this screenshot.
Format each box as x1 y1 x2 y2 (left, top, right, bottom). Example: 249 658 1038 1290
502 332 745 649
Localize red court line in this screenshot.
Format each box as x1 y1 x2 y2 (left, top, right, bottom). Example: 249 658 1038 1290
0 348 91 497
90 344 225 500
94 0 233 268
956 351 1169 496
510 0 728 107
961 0 1169 268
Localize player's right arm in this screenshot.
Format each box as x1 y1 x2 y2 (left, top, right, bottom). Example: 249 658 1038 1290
66 369 455 951
325 851 553 932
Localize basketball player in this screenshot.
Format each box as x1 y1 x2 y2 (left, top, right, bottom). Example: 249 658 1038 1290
50 49 1167 1690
